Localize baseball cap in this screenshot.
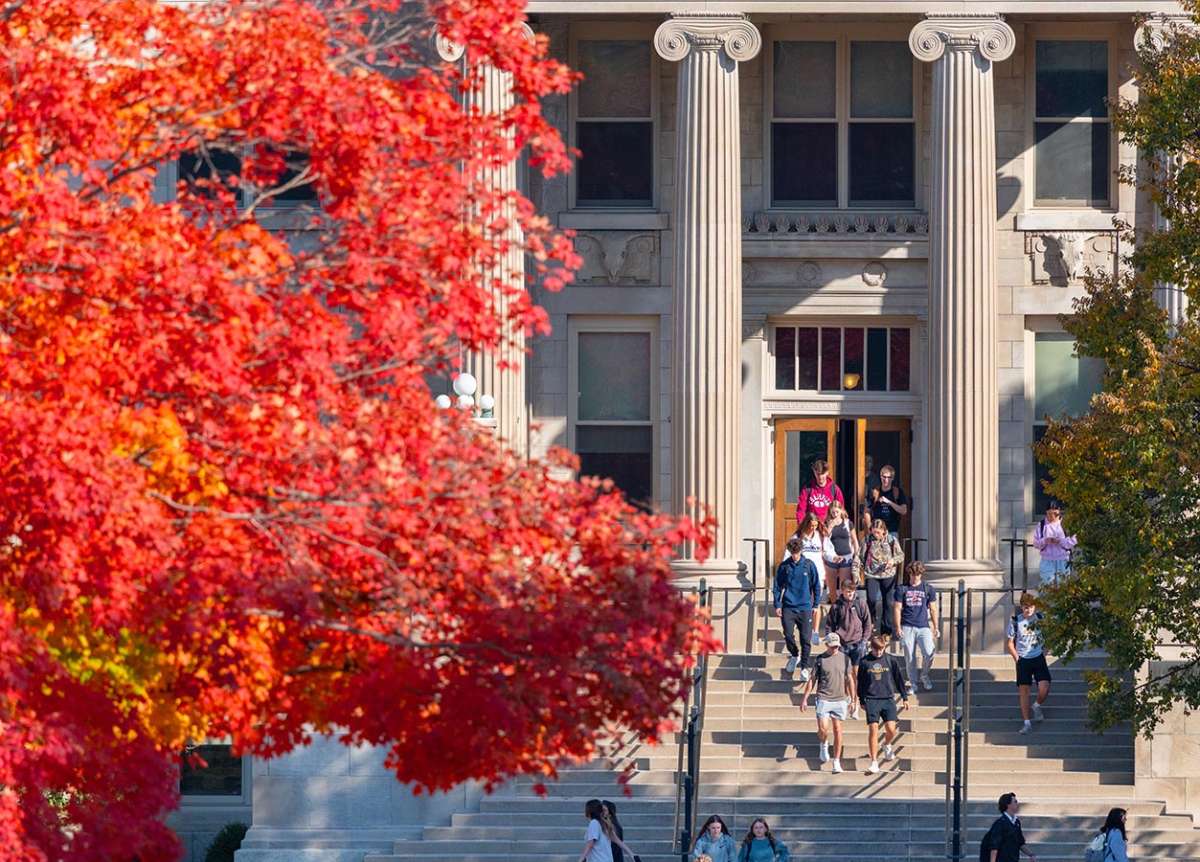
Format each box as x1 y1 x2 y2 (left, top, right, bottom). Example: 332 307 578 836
824 632 841 647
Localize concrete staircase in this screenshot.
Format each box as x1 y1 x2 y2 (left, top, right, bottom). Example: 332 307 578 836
359 652 1200 862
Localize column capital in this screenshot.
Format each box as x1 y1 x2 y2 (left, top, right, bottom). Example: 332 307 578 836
654 12 761 64
1136 14 1196 52
434 22 535 63
909 14 1015 64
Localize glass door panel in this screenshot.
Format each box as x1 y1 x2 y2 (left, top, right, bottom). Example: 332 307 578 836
773 418 836 560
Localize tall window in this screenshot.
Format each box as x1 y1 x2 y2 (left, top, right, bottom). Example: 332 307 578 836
571 321 655 506
181 742 244 797
1032 333 1104 513
574 40 654 207
771 39 916 208
1033 40 1111 207
774 325 910 392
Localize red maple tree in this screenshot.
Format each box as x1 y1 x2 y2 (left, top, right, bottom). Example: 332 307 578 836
0 1 717 859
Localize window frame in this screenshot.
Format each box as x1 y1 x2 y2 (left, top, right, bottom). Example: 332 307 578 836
1025 26 1119 211
768 320 914 396
178 740 251 808
764 24 922 211
568 24 659 211
567 316 660 506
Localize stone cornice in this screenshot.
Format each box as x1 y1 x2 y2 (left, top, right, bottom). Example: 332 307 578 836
909 14 1016 63
654 12 761 63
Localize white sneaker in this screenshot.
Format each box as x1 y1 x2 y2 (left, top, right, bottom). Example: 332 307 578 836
831 759 843 774
819 742 830 763
1019 721 1032 735
867 760 880 774
1032 702 1045 723
904 683 915 696
920 673 933 691
883 744 895 762
799 667 811 683
785 656 798 674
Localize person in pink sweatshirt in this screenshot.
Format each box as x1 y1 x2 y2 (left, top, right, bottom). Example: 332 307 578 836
1033 501 1077 585
796 459 845 526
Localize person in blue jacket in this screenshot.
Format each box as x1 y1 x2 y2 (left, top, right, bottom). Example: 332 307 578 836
774 537 821 681
692 814 736 862
738 817 790 862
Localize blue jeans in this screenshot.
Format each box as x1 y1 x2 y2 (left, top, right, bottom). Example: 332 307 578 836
901 625 935 685
1039 558 1069 585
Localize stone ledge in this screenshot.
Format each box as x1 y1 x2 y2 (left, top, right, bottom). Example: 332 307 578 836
557 210 669 230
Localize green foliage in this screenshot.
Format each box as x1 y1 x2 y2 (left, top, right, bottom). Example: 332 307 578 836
203 822 249 862
1034 5 1200 736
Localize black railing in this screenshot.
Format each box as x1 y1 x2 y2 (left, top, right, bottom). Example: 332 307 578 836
673 579 710 861
943 579 972 862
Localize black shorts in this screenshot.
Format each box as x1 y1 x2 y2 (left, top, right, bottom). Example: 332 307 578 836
1016 654 1052 687
864 697 898 724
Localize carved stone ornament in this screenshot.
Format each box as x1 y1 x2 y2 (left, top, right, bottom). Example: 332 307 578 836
434 22 533 62
574 232 659 284
1025 232 1117 286
862 262 888 287
909 14 1016 63
1135 15 1195 52
654 12 762 63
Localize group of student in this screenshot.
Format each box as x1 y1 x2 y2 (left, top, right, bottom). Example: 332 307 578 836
979 793 1132 862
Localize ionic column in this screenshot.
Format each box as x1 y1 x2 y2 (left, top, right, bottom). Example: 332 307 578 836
655 13 760 580
437 30 531 454
1137 16 1192 329
910 15 1015 582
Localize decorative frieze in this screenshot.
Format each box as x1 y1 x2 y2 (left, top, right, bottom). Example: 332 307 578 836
573 232 660 284
743 211 928 236
1023 231 1117 286
742 260 822 287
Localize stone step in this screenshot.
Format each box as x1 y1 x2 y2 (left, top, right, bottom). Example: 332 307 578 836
703 703 1094 720
477 797 1171 816
368 850 1195 862
530 767 1134 787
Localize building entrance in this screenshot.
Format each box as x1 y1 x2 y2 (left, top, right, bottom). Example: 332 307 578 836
772 417 912 559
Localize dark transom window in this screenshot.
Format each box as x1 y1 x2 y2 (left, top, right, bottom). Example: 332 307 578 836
775 325 910 392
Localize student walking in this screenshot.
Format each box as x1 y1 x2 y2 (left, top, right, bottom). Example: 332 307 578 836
738 818 790 862
1032 501 1077 585
828 578 872 671
1086 808 1129 862
1006 593 1052 735
856 634 909 774
692 815 737 862
580 799 637 862
980 793 1037 862
602 801 628 862
774 537 821 680
893 561 939 693
800 632 856 774
796 458 845 525
824 502 859 597
861 519 904 637
868 464 909 539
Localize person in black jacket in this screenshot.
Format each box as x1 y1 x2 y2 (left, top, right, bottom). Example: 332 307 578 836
856 634 909 774
981 793 1037 862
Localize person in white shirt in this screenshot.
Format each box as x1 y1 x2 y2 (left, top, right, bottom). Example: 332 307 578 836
580 799 636 862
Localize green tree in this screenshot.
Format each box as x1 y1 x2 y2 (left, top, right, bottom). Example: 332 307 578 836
1035 8 1200 735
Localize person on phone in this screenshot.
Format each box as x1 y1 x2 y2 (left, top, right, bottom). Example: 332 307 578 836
869 465 909 539
893 561 939 693
1006 593 1051 735
1032 501 1076 585
796 458 845 526
856 634 908 775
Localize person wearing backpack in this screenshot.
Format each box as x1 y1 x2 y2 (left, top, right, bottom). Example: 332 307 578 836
1085 808 1129 862
860 519 903 637
980 793 1037 862
1005 593 1052 735
1032 501 1077 585
828 578 872 673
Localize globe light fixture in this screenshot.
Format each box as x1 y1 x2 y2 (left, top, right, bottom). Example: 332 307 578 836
434 394 452 409
456 393 475 409
479 394 495 418
453 372 477 397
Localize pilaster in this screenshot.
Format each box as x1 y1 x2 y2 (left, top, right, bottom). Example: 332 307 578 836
910 15 1015 584
655 13 760 582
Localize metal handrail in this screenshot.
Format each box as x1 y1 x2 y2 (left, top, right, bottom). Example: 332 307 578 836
943 585 957 860
673 580 710 860
744 537 772 652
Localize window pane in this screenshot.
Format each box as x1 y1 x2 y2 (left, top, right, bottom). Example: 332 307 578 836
181 744 243 797
849 123 915 205
1034 122 1109 204
579 331 650 420
576 122 653 205
889 328 910 391
1033 424 1052 515
820 328 842 391
262 149 317 203
775 327 796 389
578 41 651 118
786 430 830 503
1034 333 1105 418
178 148 241 199
797 327 819 389
844 328 864 390
850 42 913 118
867 327 888 391
772 123 837 206
577 425 653 505
1036 40 1108 118
774 41 836 118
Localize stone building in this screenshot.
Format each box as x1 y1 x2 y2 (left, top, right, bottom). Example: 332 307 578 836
167 4 1200 860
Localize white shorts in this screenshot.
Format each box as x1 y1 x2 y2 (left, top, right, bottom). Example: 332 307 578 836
816 699 848 721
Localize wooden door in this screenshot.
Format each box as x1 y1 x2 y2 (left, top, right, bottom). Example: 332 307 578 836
773 418 837 560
